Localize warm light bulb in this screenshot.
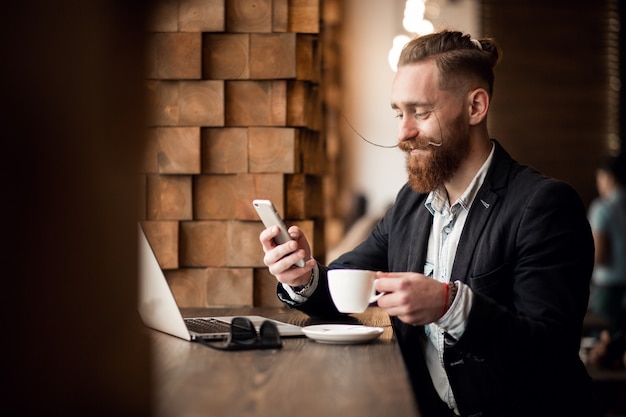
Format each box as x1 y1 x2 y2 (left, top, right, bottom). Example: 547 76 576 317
388 35 411 72
414 19 434 35
389 0 436 72
402 0 425 33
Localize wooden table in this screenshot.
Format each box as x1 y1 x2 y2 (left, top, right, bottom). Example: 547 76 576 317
149 306 421 417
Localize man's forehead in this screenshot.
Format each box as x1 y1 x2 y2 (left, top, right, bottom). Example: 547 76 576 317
395 61 438 83
391 62 442 107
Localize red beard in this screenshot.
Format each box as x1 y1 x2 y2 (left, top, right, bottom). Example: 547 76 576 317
400 124 470 194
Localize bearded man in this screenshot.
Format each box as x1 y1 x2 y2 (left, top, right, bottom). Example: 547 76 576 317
259 30 598 417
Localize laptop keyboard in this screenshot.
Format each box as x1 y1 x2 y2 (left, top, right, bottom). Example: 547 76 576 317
185 318 231 334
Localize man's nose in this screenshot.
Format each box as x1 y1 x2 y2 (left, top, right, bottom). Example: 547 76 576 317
397 117 418 143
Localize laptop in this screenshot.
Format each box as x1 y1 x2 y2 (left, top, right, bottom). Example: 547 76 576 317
137 224 303 341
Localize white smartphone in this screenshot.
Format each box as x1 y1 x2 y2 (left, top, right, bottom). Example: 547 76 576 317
252 199 305 268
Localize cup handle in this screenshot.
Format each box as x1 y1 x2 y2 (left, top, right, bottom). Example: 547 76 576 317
369 292 385 303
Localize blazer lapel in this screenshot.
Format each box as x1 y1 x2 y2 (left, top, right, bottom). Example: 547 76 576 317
451 140 510 283
407 204 432 272
451 188 499 283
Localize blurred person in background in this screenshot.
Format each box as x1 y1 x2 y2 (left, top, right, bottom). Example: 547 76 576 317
588 154 626 333
586 154 626 372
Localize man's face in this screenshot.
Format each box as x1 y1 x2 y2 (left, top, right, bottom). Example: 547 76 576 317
391 61 470 193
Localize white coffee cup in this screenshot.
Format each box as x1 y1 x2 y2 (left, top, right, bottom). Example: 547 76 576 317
327 269 383 313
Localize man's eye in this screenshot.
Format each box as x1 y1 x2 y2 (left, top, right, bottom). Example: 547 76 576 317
394 113 403 119
415 111 431 120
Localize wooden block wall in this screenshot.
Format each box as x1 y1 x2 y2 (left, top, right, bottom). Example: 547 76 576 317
142 0 325 308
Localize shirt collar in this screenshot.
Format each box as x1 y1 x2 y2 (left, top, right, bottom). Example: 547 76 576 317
425 142 495 216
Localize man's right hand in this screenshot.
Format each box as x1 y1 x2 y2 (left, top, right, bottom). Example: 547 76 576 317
259 225 315 286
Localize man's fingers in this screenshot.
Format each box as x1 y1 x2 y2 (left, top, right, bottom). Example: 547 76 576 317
259 226 280 251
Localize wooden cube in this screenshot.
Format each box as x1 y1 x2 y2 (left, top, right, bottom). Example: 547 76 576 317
179 81 225 126
202 127 248 173
180 221 228 267
194 173 284 220
146 175 193 220
148 33 201 80
248 127 298 173
205 267 254 306
203 34 249 80
287 80 319 129
146 80 179 126
299 128 325 175
146 81 224 127
296 35 320 82
250 33 296 79
286 174 323 219
144 127 201 174
238 173 286 220
226 0 272 33
288 0 319 33
193 175 239 220
272 0 288 32
179 0 225 32
225 81 286 126
226 221 266 267
165 267 254 307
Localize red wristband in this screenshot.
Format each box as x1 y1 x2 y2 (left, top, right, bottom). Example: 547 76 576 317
441 282 449 317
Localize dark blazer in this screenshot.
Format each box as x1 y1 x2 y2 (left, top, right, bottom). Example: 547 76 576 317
278 141 598 417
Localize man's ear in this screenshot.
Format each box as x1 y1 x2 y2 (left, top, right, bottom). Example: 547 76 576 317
468 88 489 125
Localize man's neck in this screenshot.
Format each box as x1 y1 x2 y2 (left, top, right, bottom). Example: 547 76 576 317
445 138 493 204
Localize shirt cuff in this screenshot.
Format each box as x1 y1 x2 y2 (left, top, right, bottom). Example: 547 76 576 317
281 263 319 303
436 280 473 342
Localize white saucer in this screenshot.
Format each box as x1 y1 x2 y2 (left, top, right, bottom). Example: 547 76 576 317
302 324 384 344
